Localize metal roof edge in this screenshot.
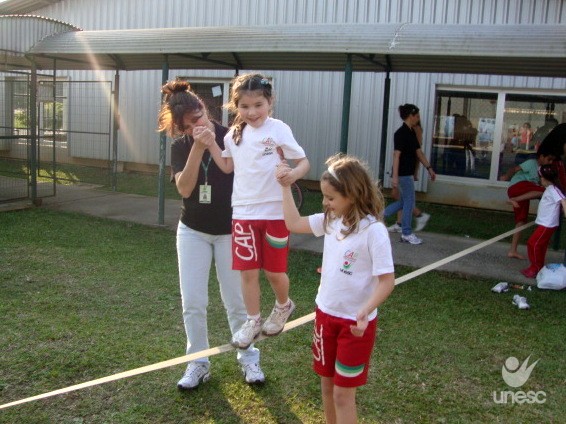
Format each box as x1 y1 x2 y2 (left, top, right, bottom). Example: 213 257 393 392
0 13 82 31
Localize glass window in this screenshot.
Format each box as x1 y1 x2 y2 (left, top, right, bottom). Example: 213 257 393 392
176 79 227 125
499 93 566 179
432 90 497 179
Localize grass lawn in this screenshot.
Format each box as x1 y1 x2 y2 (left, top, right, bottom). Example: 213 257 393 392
1 209 565 423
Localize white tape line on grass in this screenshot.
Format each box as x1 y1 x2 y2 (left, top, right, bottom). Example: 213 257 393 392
0 223 533 410
0 312 316 410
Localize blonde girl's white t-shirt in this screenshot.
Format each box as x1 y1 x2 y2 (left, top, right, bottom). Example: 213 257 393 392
535 184 565 228
223 117 306 220
308 213 394 321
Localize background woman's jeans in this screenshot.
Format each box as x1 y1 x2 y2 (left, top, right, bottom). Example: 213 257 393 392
177 222 259 365
384 175 415 236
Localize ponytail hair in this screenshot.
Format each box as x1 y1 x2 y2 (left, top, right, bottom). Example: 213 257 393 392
157 80 205 138
225 73 273 145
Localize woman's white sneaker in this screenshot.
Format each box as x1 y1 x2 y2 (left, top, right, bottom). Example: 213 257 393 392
400 233 423 245
241 362 265 384
177 362 211 390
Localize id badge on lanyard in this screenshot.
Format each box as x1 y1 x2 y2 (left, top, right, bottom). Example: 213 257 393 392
199 155 212 204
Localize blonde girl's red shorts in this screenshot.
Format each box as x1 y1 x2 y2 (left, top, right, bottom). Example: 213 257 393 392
312 307 377 388
231 219 289 272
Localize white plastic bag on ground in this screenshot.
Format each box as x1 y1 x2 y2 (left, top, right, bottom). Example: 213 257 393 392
536 263 566 290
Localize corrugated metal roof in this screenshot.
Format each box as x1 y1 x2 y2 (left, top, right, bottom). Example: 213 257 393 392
0 0 63 15
0 15 80 71
7 22 566 77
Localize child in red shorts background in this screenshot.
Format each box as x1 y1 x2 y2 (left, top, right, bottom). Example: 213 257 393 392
500 150 555 259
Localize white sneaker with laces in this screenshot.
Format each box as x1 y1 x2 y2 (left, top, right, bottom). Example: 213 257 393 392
387 223 402 233
414 213 430 232
262 300 296 336
512 295 530 310
241 362 265 384
177 362 210 390
400 233 423 245
231 318 262 349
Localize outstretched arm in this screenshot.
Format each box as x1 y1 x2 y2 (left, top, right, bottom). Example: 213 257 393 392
277 162 312 234
206 138 234 174
277 156 310 186
350 273 395 337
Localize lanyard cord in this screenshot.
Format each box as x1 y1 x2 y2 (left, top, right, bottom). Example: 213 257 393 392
200 154 212 185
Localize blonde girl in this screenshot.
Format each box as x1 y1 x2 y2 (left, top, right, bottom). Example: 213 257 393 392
277 154 395 424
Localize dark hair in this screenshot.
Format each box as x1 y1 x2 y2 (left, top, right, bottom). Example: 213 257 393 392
225 73 273 145
539 164 561 188
320 154 385 237
157 80 206 138
398 104 419 121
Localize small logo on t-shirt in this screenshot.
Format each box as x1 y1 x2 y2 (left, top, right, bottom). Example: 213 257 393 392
340 250 358 275
261 137 276 156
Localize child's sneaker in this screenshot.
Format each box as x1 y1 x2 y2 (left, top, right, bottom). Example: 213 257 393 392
414 212 431 232
262 300 296 336
231 318 261 349
400 233 423 245
241 362 265 385
491 282 509 293
387 222 402 233
177 362 210 390
512 294 530 310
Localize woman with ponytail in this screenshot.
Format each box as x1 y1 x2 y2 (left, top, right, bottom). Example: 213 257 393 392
158 80 264 389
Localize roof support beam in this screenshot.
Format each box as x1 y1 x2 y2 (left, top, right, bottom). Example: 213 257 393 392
29 61 38 204
157 55 169 226
340 54 353 154
379 55 392 182
355 53 388 71
108 54 125 70
232 52 243 71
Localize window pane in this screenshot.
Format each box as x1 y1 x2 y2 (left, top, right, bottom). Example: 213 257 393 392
178 81 224 124
432 90 497 179
499 93 566 179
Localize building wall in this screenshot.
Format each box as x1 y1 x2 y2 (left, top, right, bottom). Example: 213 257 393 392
28 0 566 209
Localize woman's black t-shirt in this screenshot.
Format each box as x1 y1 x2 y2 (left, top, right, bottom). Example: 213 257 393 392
394 123 420 177
170 122 233 235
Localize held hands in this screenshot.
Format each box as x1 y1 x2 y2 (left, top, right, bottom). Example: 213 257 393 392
275 146 295 186
350 309 369 337
192 126 215 149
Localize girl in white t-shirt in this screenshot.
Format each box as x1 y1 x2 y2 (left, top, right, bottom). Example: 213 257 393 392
520 164 566 278
276 154 395 424
207 73 310 350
